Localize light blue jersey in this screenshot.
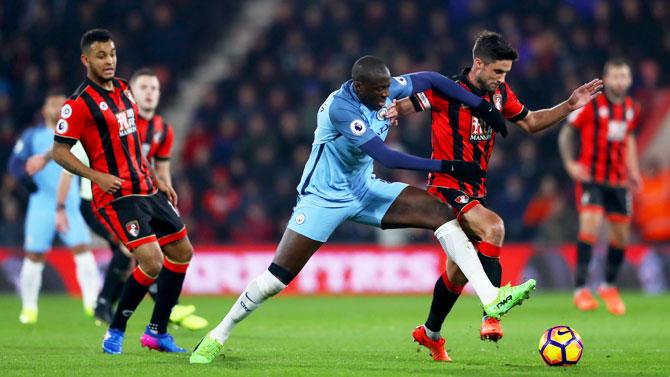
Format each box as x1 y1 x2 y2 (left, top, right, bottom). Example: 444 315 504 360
10 125 90 252
288 76 413 242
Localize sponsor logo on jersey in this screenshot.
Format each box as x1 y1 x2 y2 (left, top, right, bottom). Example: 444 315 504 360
126 220 140 237
492 94 503 111
350 119 366 136
61 104 72 119
470 116 492 141
99 102 109 111
606 120 627 141
625 107 634 121
116 109 137 137
56 119 69 134
295 213 306 225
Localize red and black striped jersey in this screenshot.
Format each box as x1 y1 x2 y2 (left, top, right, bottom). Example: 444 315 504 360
410 69 528 197
567 93 639 187
137 114 174 163
54 77 155 209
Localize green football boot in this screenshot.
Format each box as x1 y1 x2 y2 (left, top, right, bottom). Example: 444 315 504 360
483 279 536 319
190 334 224 364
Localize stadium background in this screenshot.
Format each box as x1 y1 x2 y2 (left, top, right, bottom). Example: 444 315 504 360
0 0 669 295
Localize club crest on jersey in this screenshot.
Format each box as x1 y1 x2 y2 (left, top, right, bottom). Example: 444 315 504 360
153 132 163 143
295 213 306 225
99 102 109 111
470 116 492 141
116 109 137 137
350 119 366 136
492 94 503 111
455 195 470 204
598 106 609 118
142 143 151 156
56 119 68 134
376 107 388 121
60 104 72 119
126 220 140 237
124 89 136 104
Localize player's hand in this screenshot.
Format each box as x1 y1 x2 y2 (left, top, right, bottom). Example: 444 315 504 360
157 180 178 206
55 209 69 233
384 99 399 126
26 154 48 176
473 100 508 138
628 172 643 192
567 79 603 111
566 160 591 182
440 160 485 185
94 172 123 194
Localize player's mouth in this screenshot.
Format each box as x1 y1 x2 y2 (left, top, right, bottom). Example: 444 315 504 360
103 67 115 75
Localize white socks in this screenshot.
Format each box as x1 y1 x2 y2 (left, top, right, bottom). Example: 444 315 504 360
19 258 44 310
210 269 287 344
74 251 100 310
434 220 498 305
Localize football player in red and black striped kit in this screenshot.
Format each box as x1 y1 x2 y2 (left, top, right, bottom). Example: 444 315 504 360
559 58 641 316
390 31 602 361
52 29 193 354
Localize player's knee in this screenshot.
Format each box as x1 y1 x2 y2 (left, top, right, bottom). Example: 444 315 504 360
139 254 164 277
256 269 287 298
481 216 505 245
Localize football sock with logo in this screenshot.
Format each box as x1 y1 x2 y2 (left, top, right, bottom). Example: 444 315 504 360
101 244 131 304
19 258 44 310
74 251 101 311
210 267 288 344
434 220 498 305
575 239 593 288
425 272 464 340
604 245 625 285
110 267 156 332
148 258 189 334
474 241 502 316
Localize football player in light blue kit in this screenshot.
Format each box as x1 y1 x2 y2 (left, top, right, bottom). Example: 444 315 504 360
191 56 536 363
8 92 99 324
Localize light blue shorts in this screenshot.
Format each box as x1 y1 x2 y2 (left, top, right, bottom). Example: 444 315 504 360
287 178 408 242
24 197 91 253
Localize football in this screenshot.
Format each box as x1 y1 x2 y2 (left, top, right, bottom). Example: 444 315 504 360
538 325 584 366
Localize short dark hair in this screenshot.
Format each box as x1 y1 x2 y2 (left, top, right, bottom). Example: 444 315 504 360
604 57 631 74
351 55 389 83
130 68 157 85
80 29 113 53
472 30 518 63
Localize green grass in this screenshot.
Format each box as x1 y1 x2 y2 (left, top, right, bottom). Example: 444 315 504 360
0 292 667 376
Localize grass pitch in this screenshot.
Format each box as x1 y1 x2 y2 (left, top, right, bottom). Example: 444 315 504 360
0 292 667 376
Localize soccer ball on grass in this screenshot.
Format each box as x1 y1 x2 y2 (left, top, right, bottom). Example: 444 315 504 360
538 325 583 366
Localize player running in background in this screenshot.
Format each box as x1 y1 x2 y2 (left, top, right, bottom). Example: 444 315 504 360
390 30 601 361
190 55 537 364
8 92 100 324
559 58 641 315
52 29 193 354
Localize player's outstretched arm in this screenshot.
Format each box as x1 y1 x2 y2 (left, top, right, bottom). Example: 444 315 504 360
516 79 603 134
408 71 508 137
359 136 483 184
53 141 122 194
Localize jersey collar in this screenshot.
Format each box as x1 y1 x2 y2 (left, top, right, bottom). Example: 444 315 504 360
457 68 493 97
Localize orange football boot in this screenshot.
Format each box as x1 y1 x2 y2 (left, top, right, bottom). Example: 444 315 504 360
480 316 503 342
573 287 598 311
412 325 451 362
597 285 626 315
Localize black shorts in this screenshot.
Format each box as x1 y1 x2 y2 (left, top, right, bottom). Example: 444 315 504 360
427 186 487 219
96 192 187 250
575 182 631 222
80 198 117 245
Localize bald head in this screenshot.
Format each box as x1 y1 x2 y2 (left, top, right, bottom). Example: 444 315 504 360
351 55 390 83
351 56 392 110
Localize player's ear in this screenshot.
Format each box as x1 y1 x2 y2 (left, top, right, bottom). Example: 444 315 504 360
80 54 89 69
